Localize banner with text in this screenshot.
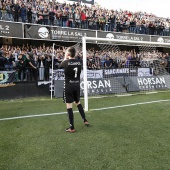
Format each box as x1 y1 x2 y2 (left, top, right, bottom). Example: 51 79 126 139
97 31 150 42
151 36 170 43
54 77 126 98
126 75 170 92
25 24 96 41
0 21 23 38
82 0 94 4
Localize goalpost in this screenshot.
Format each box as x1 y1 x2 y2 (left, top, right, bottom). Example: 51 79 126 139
82 37 170 111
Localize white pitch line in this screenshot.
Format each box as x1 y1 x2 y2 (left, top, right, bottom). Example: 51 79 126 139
0 99 170 121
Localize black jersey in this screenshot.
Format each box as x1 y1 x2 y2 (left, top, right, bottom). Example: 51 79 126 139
58 59 82 84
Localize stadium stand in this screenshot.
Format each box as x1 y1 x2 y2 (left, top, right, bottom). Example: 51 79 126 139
0 0 170 36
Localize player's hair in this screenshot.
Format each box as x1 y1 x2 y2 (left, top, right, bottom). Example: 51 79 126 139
67 47 76 58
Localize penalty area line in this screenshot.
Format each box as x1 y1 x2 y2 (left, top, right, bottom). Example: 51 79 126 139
0 99 170 121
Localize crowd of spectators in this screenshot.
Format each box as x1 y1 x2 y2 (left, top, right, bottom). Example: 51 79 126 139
0 0 170 36
0 44 170 81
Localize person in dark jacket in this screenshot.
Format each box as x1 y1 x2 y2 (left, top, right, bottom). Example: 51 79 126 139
0 49 5 71
27 7 32 23
12 2 20 22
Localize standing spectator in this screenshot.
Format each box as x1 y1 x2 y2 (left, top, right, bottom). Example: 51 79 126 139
148 22 156 35
0 2 2 20
27 6 32 23
1 1 7 20
12 2 20 22
104 56 112 68
105 15 110 31
49 8 55 26
81 10 87 29
110 14 116 31
20 3 27 23
18 53 36 81
129 18 136 33
4 51 15 71
68 9 74 28
44 55 52 81
43 8 49 25
0 49 5 71
32 7 37 24
28 53 38 81
56 9 62 26
38 55 45 81
75 10 80 28
37 10 43 24
6 2 13 21
98 15 105 31
61 9 68 27
165 53 170 74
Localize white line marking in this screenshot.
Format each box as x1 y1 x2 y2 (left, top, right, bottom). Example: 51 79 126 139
0 99 170 121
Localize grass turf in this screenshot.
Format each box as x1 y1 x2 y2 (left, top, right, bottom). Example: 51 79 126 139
1 91 170 170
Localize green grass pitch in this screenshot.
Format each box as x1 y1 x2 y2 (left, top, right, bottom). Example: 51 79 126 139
1 91 170 170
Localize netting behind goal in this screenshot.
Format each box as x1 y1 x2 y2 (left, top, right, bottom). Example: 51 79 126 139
80 37 170 111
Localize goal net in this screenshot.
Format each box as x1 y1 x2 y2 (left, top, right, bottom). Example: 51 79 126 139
81 37 170 111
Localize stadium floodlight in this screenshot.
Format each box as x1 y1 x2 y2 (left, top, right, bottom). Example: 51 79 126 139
82 37 170 111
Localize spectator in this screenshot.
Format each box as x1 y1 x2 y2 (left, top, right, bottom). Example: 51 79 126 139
37 10 43 24
18 53 36 81
49 8 55 26
56 9 62 26
27 6 32 23
75 10 81 28
43 8 49 25
104 56 112 68
28 53 38 81
81 10 87 29
0 49 5 71
38 54 45 81
12 1 20 22
4 51 15 71
0 2 2 20
32 7 37 24
44 55 52 81
1 1 7 20
6 1 13 21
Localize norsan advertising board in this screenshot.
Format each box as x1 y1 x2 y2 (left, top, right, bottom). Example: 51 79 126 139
126 75 170 92
54 77 126 98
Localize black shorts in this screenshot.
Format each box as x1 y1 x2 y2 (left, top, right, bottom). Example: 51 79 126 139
63 83 80 103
